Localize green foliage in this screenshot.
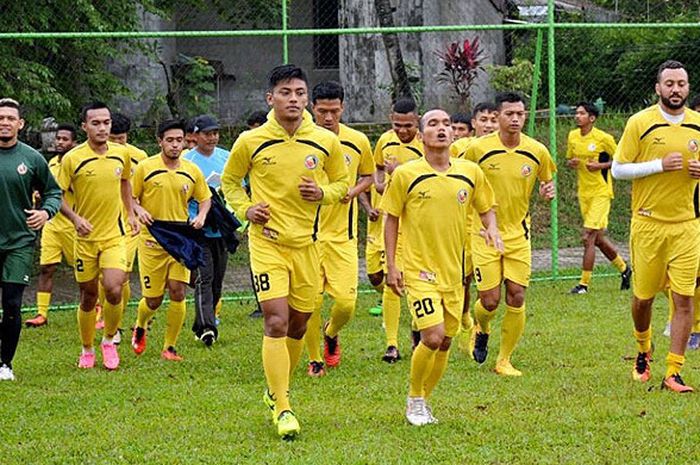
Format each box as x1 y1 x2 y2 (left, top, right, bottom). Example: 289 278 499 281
485 59 534 99
169 55 217 119
435 37 486 111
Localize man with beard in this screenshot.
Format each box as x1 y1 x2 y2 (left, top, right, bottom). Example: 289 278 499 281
26 124 78 327
612 60 700 392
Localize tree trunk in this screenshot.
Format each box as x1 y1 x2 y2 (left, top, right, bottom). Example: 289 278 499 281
374 0 412 100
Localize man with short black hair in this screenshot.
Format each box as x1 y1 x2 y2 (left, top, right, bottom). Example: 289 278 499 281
450 112 472 140
247 111 268 129
25 124 78 328
0 98 62 380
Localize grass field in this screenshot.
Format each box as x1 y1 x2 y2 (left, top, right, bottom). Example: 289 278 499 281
2 274 697 465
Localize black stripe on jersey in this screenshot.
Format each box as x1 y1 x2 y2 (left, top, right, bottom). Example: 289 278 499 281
348 199 354 240
106 156 125 166
176 171 196 184
131 157 141 165
251 139 284 159
639 123 670 140
682 123 700 134
341 140 362 155
118 213 125 236
407 173 438 194
446 174 475 188
406 146 424 158
73 157 100 175
515 150 540 165
298 139 330 157
478 149 507 164
382 141 400 151
521 218 530 240
312 205 321 241
144 169 168 182
695 185 700 218
599 151 610 182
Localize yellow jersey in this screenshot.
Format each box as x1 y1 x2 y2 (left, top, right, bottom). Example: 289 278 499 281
222 110 349 248
464 132 557 240
380 157 495 289
567 127 616 198
373 130 423 172
449 136 474 158
615 105 700 223
132 155 211 242
56 142 131 242
319 123 374 242
44 155 75 234
123 143 148 235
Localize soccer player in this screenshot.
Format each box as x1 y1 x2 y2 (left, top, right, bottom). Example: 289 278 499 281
183 114 230 346
25 124 78 328
304 81 374 377
450 112 472 140
222 64 348 439
57 102 138 370
566 102 630 294
130 119 211 361
611 60 700 393
247 111 268 129
0 98 62 380
450 102 499 159
465 92 556 376
184 119 198 150
373 97 424 363
382 108 500 425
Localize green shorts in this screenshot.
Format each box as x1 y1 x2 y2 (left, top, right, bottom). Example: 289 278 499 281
0 246 34 285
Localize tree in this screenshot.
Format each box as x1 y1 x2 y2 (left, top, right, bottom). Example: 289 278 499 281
374 0 413 100
435 38 486 111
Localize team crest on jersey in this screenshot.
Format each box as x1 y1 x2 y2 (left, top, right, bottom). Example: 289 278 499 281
343 153 352 166
115 167 123 177
689 139 699 153
16 163 27 175
521 164 533 177
457 188 469 204
418 270 437 283
182 183 190 194
304 154 319 170
587 143 597 152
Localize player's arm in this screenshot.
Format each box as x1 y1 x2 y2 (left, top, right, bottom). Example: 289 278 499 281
120 178 139 235
373 135 388 194
537 149 557 201
343 175 373 204
358 190 380 222
565 133 579 168
472 167 503 252
130 164 153 225
314 137 349 205
26 155 62 230
611 118 675 179
379 169 406 296
55 154 92 236
222 136 269 224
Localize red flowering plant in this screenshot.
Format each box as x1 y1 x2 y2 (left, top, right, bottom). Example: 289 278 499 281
435 37 486 111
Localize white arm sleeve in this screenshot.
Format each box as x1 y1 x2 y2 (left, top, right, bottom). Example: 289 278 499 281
611 159 664 180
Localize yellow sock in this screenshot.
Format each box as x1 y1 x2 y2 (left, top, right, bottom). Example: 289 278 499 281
579 270 592 287
262 336 290 414
474 299 496 334
633 328 652 353
136 298 157 329
423 349 450 399
461 311 474 332
326 297 355 337
37 292 51 318
119 281 131 328
286 337 305 377
163 299 186 350
77 307 97 348
215 299 222 318
665 352 685 379
304 306 322 363
382 287 401 347
102 299 122 339
497 305 526 362
612 255 627 273
409 342 437 397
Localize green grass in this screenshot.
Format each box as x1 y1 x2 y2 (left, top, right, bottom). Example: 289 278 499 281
2 276 697 464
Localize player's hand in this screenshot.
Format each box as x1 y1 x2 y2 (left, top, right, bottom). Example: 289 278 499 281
191 213 206 229
367 207 380 222
385 159 399 175
480 226 504 253
386 265 404 297
566 158 579 168
24 209 49 230
128 214 140 236
539 180 555 200
689 159 700 179
585 160 603 172
73 216 93 237
246 202 271 225
662 152 684 171
134 204 153 226
299 176 324 202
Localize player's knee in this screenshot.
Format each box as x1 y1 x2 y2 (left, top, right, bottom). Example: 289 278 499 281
439 336 452 351
145 296 163 310
581 230 596 247
421 329 445 350
480 295 499 311
39 263 58 277
368 272 384 287
505 287 525 307
168 283 186 302
264 313 289 337
334 297 356 318
104 287 122 305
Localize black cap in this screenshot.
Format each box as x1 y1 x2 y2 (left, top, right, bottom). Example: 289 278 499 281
193 115 220 133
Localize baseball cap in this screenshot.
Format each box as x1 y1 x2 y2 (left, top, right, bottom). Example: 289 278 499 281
193 115 220 133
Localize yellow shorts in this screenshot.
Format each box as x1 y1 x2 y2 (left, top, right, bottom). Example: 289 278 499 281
365 235 385 276
579 196 611 230
249 236 320 312
74 236 127 283
40 227 75 266
125 233 140 272
138 238 190 298
406 282 463 337
463 236 473 278
630 219 700 299
472 233 531 291
319 240 358 302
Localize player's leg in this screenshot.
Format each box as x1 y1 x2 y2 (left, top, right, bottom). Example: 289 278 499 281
97 238 128 370
323 240 358 368
132 242 168 355
75 240 100 368
572 227 597 294
381 243 402 363
591 196 630 289
28 228 64 327
161 275 188 361
472 233 504 364
366 243 385 315
0 247 33 380
496 279 527 376
304 245 326 377
209 236 228 337
423 289 462 402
